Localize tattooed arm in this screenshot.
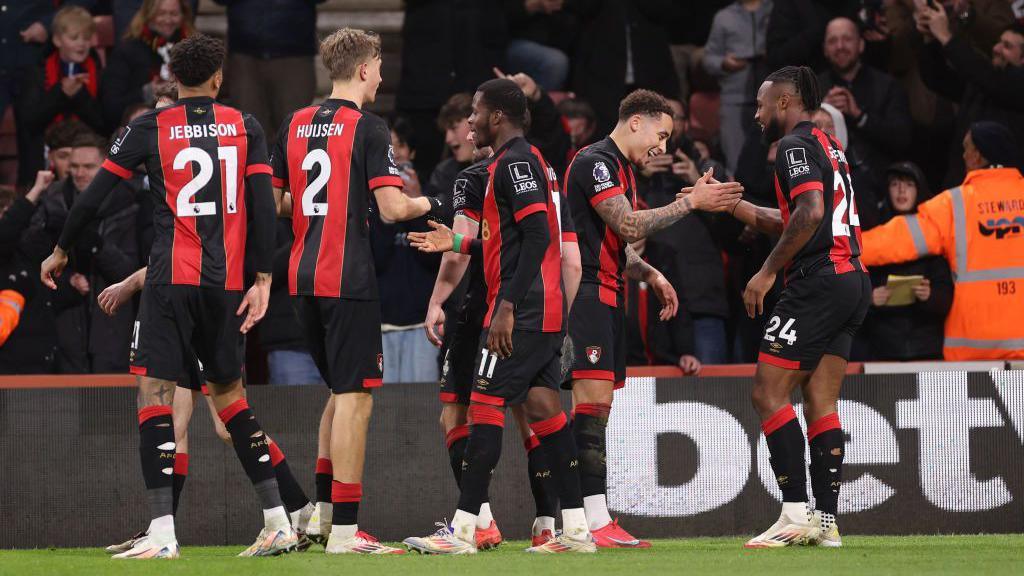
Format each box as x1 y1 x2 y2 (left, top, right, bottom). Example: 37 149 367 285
624 244 658 281
742 191 825 317
624 244 679 320
730 199 784 235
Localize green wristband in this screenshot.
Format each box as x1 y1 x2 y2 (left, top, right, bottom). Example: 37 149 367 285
453 233 465 254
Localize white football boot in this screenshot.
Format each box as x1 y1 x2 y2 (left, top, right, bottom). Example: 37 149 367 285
744 502 820 549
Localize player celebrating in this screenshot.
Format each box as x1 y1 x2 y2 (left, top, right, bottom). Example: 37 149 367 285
40 35 294 558
270 28 443 555
562 90 743 547
724 66 870 548
403 78 593 555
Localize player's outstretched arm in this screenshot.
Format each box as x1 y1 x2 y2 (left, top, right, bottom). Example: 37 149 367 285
729 199 784 235
373 186 444 224
743 190 825 318
624 244 678 321
423 216 480 347
97 266 147 316
594 169 743 243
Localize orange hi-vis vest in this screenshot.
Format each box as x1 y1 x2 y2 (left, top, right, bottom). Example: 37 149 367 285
861 168 1024 360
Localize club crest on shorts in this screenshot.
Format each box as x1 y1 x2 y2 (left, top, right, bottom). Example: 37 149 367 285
377 353 383 373
586 346 602 364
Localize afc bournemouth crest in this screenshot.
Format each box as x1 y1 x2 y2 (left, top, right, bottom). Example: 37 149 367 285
586 346 602 365
377 353 383 373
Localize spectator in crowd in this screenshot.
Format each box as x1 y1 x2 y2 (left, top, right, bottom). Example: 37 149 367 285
215 0 324 140
258 193 324 386
765 0 859 70
702 0 773 174
423 93 476 203
112 0 198 45
862 161 953 360
811 103 881 229
917 2 1024 187
0 174 57 373
16 6 105 187
862 122 1024 360
391 115 425 197
43 119 90 182
571 0 681 133
23 133 139 373
0 1 57 121
818 17 913 189
558 96 599 158
497 68 573 176
396 0 506 174
504 0 579 91
100 0 193 131
623 237 701 375
372 123 442 384
638 101 731 365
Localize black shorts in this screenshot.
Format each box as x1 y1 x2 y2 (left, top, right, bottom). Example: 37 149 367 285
296 296 383 394
471 330 563 407
178 351 205 393
758 272 871 371
130 284 244 385
563 294 627 390
439 305 486 405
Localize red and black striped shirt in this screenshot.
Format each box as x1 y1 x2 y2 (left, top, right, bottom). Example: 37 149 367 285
101 96 270 291
271 99 403 299
481 137 566 333
564 136 636 308
774 121 865 281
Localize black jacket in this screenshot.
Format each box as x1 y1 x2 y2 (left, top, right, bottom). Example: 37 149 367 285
765 0 860 71
396 0 507 111
213 0 324 59
624 242 695 365
503 0 580 53
100 37 166 131
570 0 681 133
919 36 1024 187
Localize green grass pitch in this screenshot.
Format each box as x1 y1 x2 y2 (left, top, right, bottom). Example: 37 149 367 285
0 535 1020 576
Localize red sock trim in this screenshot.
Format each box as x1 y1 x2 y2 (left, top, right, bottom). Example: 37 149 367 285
268 440 285 467
468 404 505 427
762 405 798 436
331 481 362 503
575 402 611 418
137 405 172 425
217 398 249 424
173 453 189 476
445 424 470 448
524 434 541 452
807 412 841 441
316 458 333 475
529 412 567 438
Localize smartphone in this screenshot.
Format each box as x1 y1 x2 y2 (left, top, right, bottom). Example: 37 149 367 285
64 62 81 77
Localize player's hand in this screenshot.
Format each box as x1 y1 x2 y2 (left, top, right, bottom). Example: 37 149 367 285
237 274 271 334
647 271 679 321
872 285 891 307
679 354 702 375
40 248 68 290
97 277 137 316
487 300 515 359
424 302 446 347
686 168 744 212
913 278 931 302
70 273 90 296
743 268 776 318
408 220 456 253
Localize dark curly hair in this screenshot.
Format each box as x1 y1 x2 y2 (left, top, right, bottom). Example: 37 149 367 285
765 66 821 111
477 78 528 128
168 34 225 88
618 89 673 122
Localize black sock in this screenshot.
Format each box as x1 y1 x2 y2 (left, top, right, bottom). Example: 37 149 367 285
446 424 470 487
269 440 310 514
808 413 844 515
762 405 808 503
525 435 558 518
138 406 175 519
218 398 282 510
456 405 504 514
331 482 361 526
315 458 332 505
572 403 610 498
532 412 584 510
172 453 188 515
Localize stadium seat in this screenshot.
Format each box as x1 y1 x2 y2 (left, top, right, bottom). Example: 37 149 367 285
688 91 720 144
93 15 114 66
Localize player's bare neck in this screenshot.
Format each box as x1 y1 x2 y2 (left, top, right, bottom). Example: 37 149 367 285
608 127 633 164
177 86 216 100
329 81 365 109
785 112 814 136
493 128 525 152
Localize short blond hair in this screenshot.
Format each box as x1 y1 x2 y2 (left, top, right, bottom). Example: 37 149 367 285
320 28 381 81
53 6 95 38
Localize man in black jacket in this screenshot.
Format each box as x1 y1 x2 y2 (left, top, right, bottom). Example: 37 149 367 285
917 3 1024 187
817 17 912 190
765 0 860 71
216 0 324 138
